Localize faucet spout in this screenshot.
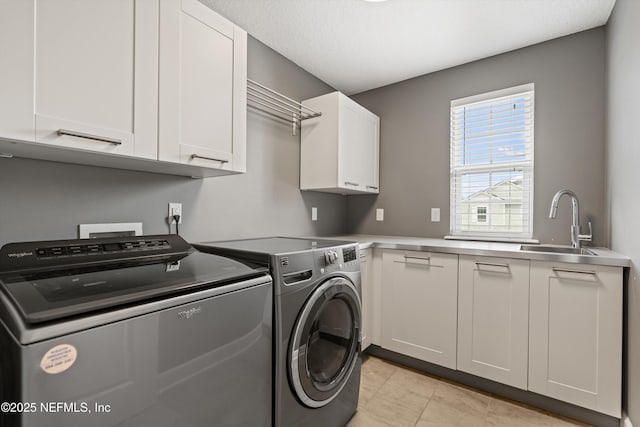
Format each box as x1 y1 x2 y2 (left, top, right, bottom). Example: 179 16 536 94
549 189 579 223
549 189 590 248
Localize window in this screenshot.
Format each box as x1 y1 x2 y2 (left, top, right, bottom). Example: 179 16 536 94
450 83 534 240
476 206 487 223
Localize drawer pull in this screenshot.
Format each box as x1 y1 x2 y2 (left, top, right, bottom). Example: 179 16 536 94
475 262 510 269
344 181 359 187
57 129 122 145
552 267 597 276
399 255 444 268
0 153 13 158
404 255 430 262
191 154 229 164
366 186 378 190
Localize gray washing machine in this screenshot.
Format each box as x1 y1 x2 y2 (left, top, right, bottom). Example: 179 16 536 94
0 234 272 427
194 237 362 427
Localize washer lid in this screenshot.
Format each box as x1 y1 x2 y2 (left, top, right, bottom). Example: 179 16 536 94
0 250 267 324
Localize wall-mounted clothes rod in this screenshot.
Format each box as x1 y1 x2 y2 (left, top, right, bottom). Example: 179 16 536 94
247 79 322 135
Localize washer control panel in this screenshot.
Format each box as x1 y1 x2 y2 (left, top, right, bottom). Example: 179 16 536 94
324 250 339 265
342 247 357 263
318 244 360 273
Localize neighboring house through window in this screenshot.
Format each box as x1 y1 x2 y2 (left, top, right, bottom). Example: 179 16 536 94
449 83 534 240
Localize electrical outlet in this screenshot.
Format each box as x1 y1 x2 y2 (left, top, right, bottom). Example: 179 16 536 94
311 207 318 221
168 203 182 224
431 208 441 222
376 208 384 221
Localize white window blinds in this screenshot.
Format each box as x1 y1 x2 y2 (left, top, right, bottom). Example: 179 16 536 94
450 83 534 240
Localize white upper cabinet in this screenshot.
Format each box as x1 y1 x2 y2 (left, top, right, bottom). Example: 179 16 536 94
300 92 379 195
0 1 34 142
33 0 158 158
0 0 247 177
159 0 247 172
457 256 530 389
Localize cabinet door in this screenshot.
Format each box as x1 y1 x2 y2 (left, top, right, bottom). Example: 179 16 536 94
360 111 379 193
339 100 366 192
381 250 458 368
0 0 34 142
339 96 379 193
360 248 373 350
159 0 247 172
457 256 529 389
33 0 158 158
529 261 622 417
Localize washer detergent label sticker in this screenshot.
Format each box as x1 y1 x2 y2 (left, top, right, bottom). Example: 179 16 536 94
40 344 77 374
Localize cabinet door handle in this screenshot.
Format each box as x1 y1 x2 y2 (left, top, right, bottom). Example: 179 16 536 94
191 154 229 164
401 255 444 268
0 153 13 158
366 185 378 190
403 255 432 266
404 255 430 262
344 181 359 187
552 267 597 276
475 262 510 269
57 129 122 145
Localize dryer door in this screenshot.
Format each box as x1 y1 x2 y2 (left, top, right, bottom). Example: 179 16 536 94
289 276 361 408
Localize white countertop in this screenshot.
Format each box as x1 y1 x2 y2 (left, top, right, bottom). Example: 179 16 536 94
323 234 630 267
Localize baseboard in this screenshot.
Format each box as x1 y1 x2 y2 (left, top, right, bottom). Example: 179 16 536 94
622 413 634 427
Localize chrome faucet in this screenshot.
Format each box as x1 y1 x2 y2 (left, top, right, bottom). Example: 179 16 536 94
549 189 592 248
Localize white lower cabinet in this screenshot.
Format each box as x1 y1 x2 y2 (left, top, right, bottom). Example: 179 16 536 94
370 245 623 417
381 250 458 369
360 248 373 350
457 256 530 389
528 261 622 417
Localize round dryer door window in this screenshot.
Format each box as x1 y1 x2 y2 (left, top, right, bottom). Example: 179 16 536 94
289 276 361 408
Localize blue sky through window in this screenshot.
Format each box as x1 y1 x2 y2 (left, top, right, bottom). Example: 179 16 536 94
457 96 529 199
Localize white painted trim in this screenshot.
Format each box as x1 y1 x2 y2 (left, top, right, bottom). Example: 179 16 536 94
622 412 634 427
451 82 535 107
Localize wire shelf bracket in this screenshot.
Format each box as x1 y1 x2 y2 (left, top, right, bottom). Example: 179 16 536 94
247 79 322 135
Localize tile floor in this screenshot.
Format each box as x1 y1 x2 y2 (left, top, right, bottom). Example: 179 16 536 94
347 355 593 427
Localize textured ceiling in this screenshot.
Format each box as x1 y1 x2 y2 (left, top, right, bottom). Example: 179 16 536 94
201 0 616 95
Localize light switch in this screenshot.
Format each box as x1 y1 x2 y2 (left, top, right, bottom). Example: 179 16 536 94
431 208 440 222
311 207 318 221
376 208 384 221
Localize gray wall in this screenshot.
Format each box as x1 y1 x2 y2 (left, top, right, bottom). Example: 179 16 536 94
606 0 640 422
348 28 607 246
0 37 346 245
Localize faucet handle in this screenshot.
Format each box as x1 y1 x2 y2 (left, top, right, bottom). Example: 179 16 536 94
579 221 593 243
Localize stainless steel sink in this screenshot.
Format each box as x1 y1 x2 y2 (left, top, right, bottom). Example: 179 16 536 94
519 245 597 256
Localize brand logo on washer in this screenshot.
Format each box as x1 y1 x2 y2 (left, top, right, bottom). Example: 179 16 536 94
177 306 202 320
7 251 33 259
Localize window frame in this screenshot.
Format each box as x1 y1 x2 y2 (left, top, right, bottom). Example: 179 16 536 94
448 83 535 241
